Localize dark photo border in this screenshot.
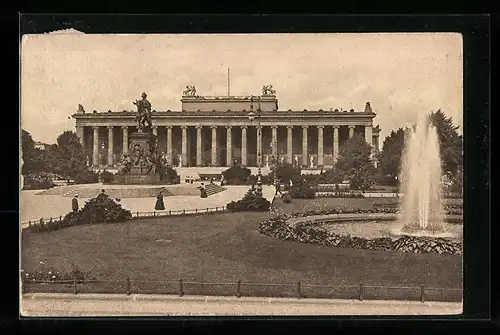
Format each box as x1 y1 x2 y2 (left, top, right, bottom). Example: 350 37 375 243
9 14 492 333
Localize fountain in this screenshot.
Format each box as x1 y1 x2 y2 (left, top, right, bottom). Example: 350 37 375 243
398 112 446 234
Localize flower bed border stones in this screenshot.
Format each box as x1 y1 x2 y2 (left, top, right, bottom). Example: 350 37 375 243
259 209 462 255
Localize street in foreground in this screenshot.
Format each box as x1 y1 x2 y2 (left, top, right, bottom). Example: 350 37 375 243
21 293 462 316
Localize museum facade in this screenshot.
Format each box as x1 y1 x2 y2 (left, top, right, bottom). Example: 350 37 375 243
72 93 380 169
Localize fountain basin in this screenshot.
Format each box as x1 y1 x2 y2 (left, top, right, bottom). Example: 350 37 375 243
288 213 463 243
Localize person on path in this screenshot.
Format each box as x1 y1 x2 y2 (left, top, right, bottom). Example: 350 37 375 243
155 192 165 210
97 189 107 200
275 179 283 197
72 194 79 213
198 183 208 198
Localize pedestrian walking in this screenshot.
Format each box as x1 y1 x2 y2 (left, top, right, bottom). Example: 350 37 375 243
275 179 283 196
155 192 165 210
72 194 79 213
198 183 208 198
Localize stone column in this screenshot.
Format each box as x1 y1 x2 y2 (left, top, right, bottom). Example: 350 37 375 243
302 126 308 166
181 126 188 166
167 126 173 164
107 126 114 166
271 126 278 157
333 126 339 163
226 126 232 166
196 126 202 167
75 126 84 145
348 125 355 138
256 126 262 167
365 125 373 146
122 126 128 154
287 126 293 164
317 125 324 167
92 126 99 167
241 126 247 166
373 134 380 152
211 126 217 166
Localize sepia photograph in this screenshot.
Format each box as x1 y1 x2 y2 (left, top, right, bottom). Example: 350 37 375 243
20 31 464 316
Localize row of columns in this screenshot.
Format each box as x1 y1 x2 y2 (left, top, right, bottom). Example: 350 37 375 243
83 124 373 167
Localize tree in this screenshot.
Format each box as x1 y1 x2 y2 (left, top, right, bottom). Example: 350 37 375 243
378 128 405 184
429 109 463 177
44 131 87 179
335 134 376 190
21 129 45 174
377 110 463 186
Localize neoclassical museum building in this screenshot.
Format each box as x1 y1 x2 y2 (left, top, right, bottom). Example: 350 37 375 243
72 91 381 170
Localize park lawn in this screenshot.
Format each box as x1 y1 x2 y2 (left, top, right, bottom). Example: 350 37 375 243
21 211 462 301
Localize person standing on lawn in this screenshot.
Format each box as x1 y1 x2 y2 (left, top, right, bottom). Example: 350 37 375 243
72 194 79 213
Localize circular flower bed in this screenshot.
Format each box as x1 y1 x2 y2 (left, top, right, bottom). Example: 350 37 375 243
259 209 462 255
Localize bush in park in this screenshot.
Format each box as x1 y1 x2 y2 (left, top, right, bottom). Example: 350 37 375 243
226 189 271 212
290 185 316 199
22 172 55 190
282 192 292 203
161 166 179 184
222 166 251 185
99 170 115 183
74 170 99 184
30 193 132 233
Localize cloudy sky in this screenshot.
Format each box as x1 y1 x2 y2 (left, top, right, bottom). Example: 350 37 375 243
21 32 463 144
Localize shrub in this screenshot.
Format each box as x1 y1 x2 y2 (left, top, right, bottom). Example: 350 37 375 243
161 166 179 184
227 189 271 212
29 193 132 233
100 170 115 183
222 166 252 185
22 172 55 190
282 193 292 203
74 170 99 184
274 163 301 185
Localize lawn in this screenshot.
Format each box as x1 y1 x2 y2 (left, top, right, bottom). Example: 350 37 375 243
21 210 462 301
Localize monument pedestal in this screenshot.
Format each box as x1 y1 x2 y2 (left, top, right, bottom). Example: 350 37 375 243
119 130 162 185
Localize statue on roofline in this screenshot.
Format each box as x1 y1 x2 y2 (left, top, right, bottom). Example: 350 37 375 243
262 85 276 96
183 85 197 96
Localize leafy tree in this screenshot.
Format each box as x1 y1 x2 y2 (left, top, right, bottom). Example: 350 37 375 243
21 129 46 174
429 109 463 176
335 134 376 190
377 110 463 186
44 131 87 179
378 128 405 184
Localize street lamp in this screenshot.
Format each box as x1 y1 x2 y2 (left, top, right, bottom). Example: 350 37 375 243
248 96 263 195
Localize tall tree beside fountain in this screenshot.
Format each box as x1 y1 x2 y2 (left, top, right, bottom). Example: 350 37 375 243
399 112 446 232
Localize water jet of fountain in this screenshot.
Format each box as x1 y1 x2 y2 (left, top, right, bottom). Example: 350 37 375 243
398 112 446 233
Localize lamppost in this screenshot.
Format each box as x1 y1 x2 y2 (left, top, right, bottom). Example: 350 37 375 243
247 95 263 195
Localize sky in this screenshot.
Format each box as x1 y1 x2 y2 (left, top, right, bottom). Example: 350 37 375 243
21 32 463 144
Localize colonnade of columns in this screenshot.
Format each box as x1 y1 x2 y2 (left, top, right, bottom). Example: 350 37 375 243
77 124 376 168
